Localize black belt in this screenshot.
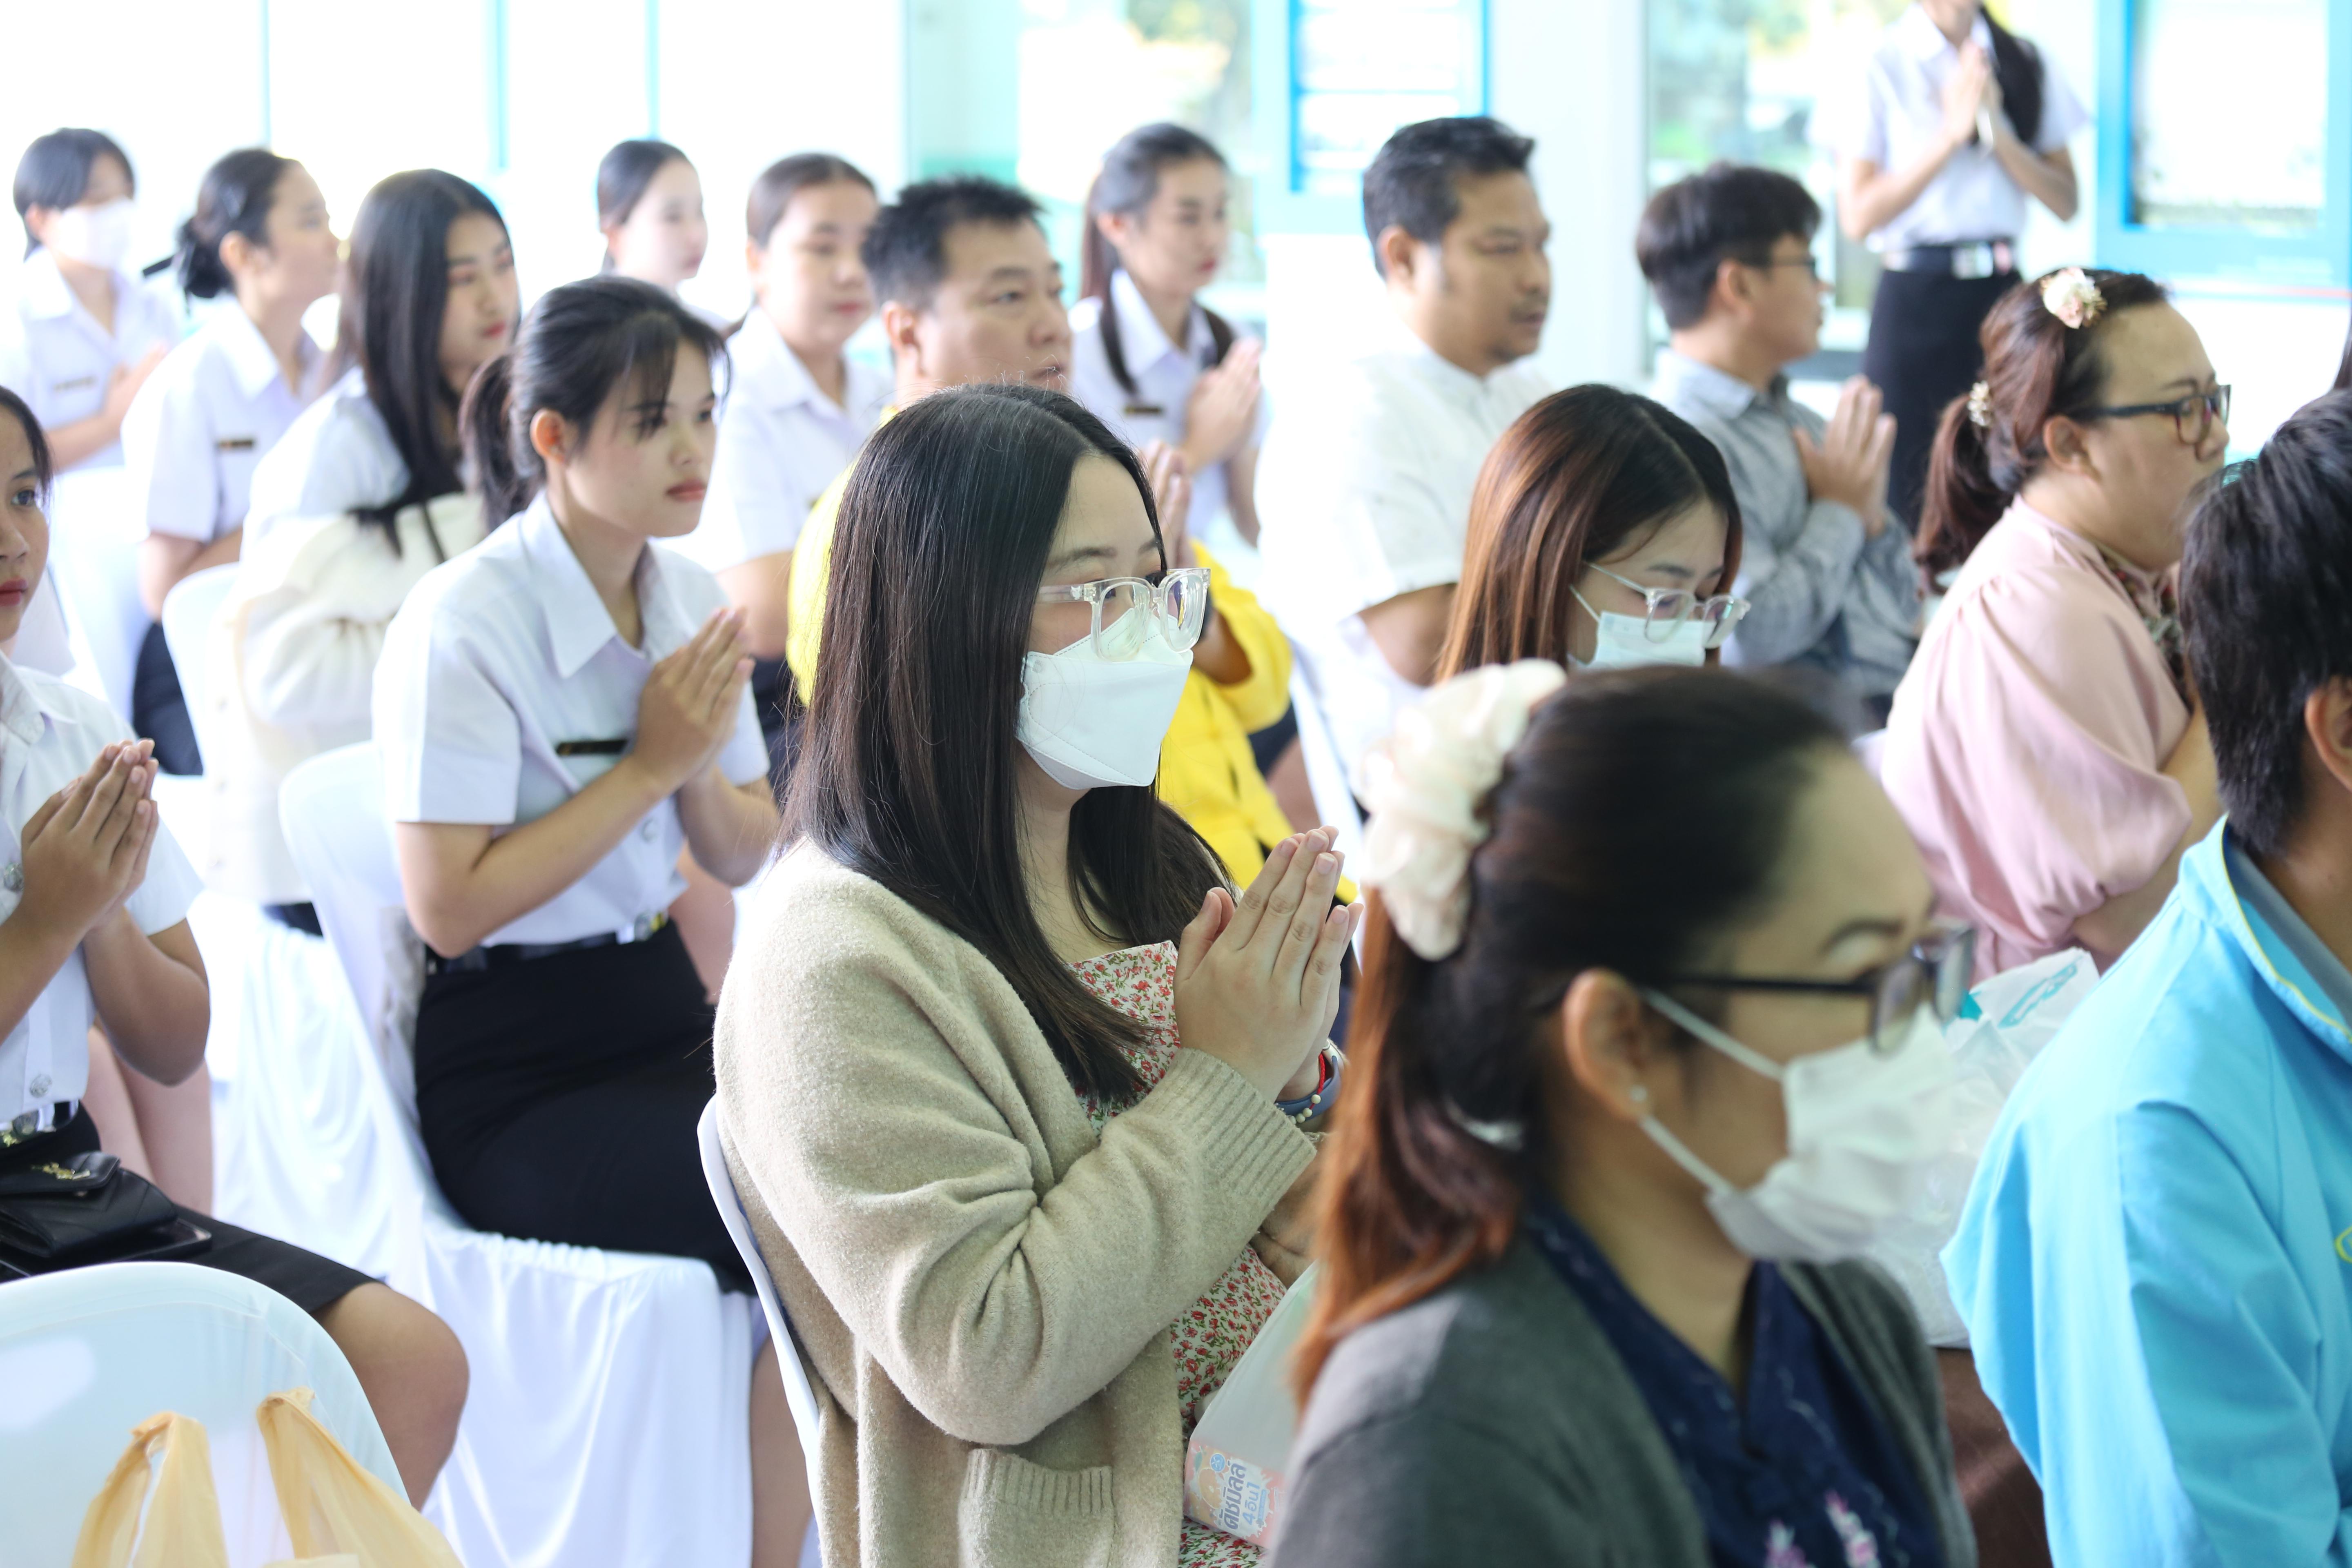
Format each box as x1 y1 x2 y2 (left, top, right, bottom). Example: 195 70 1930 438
1878 240 2016 279
4 1100 80 1147
425 913 669 976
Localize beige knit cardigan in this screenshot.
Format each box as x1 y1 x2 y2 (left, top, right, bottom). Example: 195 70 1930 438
714 843 1317 1568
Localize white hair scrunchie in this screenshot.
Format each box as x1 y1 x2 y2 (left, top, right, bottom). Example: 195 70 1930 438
1353 660 1568 961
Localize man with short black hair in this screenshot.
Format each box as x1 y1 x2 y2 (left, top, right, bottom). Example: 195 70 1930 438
1640 163 1919 722
1257 116 1550 771
784 175 1073 696
1947 390 2352 1565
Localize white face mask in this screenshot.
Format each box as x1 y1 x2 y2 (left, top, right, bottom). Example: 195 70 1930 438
1570 587 1712 672
1636 997 1959 1262
45 198 135 271
1017 612 1194 791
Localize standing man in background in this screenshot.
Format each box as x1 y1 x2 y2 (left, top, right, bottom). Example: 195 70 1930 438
1256 116 1550 775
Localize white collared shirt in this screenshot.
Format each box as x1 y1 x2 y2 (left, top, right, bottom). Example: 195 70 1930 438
1069 270 1270 530
1815 4 2086 250
1255 332 1548 771
0 250 181 470
676 312 890 573
120 306 323 544
242 365 409 546
0 651 202 1119
374 494 767 947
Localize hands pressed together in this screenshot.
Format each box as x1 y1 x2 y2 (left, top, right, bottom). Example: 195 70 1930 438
16 739 160 949
628 606 753 795
1174 825 1361 1102
1796 376 1899 537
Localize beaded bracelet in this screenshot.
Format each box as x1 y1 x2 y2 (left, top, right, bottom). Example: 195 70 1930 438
1275 1043 1345 1127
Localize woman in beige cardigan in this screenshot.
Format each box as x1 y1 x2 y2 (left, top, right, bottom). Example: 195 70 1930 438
716 383 1357 1568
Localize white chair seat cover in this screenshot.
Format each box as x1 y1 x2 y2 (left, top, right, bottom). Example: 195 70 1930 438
0 1260 400 1568
42 468 148 724
280 744 753 1566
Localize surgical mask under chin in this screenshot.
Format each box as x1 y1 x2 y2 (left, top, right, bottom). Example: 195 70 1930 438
1637 999 1958 1263
1017 611 1193 791
1570 586 1712 672
44 198 135 272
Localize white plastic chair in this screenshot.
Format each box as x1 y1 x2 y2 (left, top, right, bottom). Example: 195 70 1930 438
0 1261 401 1568
1287 655 1367 863
42 467 149 724
280 744 755 1567
1854 728 1889 780
160 562 240 777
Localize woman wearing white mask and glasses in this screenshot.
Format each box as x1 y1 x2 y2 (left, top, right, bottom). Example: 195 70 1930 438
1 129 176 471
717 382 1361 1568
1437 385 1748 682
1277 663 1976 1568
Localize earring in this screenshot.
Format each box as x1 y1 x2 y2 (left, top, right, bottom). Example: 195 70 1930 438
1627 1084 1649 1106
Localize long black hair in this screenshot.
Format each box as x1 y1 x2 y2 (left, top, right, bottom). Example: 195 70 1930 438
596 138 691 273
13 128 133 259
459 275 727 528
1983 12 2046 150
339 169 510 537
789 383 1227 1100
0 385 56 502
175 148 296 301
1080 123 1235 399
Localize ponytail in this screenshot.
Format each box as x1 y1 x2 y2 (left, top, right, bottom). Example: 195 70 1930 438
1982 14 2046 151
175 147 293 302
462 275 728 529
1080 123 1232 400
459 352 527 527
1913 267 2170 580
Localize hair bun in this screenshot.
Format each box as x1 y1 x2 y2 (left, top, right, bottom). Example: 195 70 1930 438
174 215 233 300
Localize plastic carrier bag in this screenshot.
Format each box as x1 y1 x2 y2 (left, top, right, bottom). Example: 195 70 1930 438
1185 1265 1319 1548
70 1389 461 1568
1864 947 2100 1348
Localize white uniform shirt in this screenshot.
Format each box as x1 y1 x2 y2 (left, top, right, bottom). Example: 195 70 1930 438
374 494 766 947
242 365 408 545
1815 4 2087 250
1068 270 1269 531
120 307 323 544
677 311 889 573
0 250 180 470
1255 334 1547 771
0 652 201 1122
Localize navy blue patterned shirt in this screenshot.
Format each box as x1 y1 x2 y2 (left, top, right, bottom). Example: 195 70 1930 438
1524 1197 1943 1568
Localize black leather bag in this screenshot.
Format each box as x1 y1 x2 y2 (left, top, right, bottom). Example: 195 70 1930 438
0 1149 208 1272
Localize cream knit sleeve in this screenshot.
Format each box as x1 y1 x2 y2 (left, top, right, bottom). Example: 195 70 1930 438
715 851 1315 1449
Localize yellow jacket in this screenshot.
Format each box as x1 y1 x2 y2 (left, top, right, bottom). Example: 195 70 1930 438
784 457 1313 889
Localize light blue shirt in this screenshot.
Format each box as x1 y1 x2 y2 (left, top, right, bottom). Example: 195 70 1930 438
1947 822 2352 1566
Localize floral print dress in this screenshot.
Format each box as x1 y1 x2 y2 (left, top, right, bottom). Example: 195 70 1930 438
1072 941 1288 1568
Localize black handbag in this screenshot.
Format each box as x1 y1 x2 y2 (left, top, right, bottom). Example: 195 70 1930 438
0 1149 210 1276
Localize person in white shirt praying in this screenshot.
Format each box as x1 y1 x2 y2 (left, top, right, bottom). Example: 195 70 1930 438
1255 116 1550 774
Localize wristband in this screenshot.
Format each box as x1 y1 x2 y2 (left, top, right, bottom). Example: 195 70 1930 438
1275 1043 1345 1127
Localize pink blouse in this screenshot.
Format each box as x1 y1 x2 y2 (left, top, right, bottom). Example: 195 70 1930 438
1881 502 2191 978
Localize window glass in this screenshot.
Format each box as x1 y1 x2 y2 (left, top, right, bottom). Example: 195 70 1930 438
2131 0 2325 232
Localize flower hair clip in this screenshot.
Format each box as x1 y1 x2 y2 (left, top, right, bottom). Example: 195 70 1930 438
1354 660 1567 960
2040 267 2105 330
1966 381 1993 429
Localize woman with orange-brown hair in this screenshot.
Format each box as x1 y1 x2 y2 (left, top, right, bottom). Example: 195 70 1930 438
1436 384 1747 680
1272 664 1976 1568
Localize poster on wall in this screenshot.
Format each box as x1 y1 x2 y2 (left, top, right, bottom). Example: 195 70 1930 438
2132 0 2326 232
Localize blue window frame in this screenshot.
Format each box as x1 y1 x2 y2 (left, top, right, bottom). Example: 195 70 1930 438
1253 0 1490 235
2096 0 2351 288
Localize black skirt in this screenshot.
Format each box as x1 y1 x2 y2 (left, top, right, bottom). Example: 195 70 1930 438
1862 266 2022 529
413 921 750 1292
0 1107 376 1316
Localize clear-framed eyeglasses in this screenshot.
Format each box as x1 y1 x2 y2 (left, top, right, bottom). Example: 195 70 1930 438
1583 562 1751 648
1652 920 1978 1056
1035 566 1211 658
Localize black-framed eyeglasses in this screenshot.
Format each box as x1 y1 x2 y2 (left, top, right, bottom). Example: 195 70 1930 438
1648 920 1977 1056
2080 384 2230 446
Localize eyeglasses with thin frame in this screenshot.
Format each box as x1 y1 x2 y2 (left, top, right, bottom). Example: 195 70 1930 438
1647 920 1977 1056
1581 562 1751 648
1035 565 1211 659
2079 383 2230 446
1742 251 1821 280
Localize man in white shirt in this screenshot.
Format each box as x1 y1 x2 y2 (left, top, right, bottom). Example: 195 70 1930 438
1256 116 1551 773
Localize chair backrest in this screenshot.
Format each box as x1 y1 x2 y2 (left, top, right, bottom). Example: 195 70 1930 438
1853 728 1888 780
696 1099 825 1480
42 467 149 722
160 563 241 774
278 743 426 1140
1286 659 1366 870
0 1260 401 1564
